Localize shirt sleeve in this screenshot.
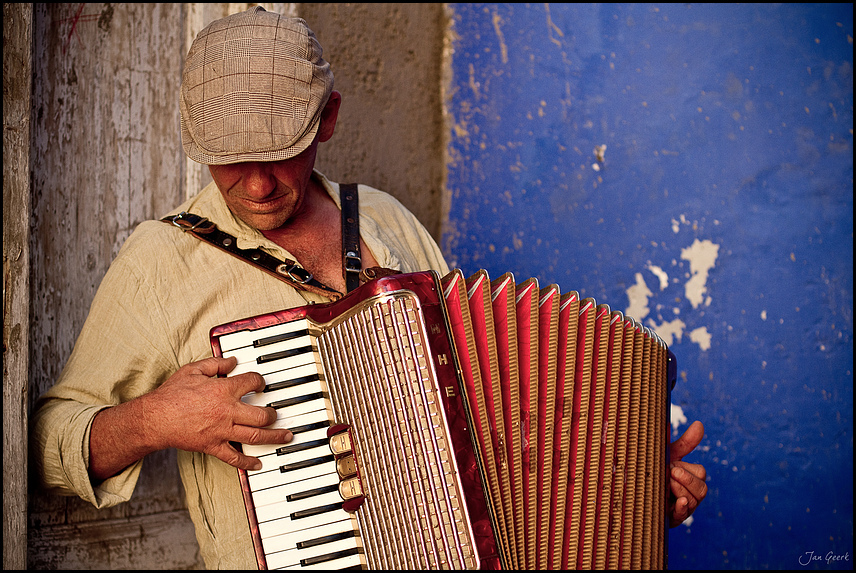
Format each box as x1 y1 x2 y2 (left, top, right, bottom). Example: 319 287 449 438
30 232 179 508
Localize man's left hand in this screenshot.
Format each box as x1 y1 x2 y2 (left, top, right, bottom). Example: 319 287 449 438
668 420 707 527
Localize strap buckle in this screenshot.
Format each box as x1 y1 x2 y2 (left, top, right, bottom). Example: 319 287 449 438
344 250 362 276
169 211 214 233
276 262 313 285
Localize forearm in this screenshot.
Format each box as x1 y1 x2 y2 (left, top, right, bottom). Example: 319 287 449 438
88 395 163 482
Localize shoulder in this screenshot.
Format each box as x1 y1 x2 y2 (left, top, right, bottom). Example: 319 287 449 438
117 182 226 266
355 184 449 274
316 171 412 216
317 171 430 241
355 183 424 228
96 220 185 293
119 218 185 259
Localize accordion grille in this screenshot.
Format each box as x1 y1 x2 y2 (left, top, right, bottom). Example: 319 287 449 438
317 292 478 570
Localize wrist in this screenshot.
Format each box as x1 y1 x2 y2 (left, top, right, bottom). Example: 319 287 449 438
88 395 162 481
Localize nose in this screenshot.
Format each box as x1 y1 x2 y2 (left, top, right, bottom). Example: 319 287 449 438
242 162 276 199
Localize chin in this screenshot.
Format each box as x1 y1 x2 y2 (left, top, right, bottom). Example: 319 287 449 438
240 212 288 231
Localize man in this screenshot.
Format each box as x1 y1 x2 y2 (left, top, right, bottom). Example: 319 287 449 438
32 7 706 569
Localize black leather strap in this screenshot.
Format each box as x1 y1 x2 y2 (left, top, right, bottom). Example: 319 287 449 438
340 183 361 293
161 212 344 301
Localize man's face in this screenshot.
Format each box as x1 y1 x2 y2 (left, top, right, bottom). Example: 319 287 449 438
208 140 319 231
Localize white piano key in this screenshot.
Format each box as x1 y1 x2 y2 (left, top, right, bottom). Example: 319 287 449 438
248 446 336 489
242 412 334 460
236 364 323 398
257 490 344 523
246 426 337 475
243 426 333 460
241 378 326 409
253 473 342 512
259 362 323 390
217 319 310 353
226 346 320 378
239 395 331 435
259 507 354 541
259 498 350 544
274 409 335 432
225 333 314 366
252 471 339 508
290 551 366 570
272 398 331 423
261 516 357 554
285 551 366 571
256 461 339 494
253 474 341 520
266 536 363 570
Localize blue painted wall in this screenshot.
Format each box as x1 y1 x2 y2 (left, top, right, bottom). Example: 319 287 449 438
443 4 852 569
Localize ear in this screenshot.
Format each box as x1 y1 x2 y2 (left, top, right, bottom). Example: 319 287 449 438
317 90 341 143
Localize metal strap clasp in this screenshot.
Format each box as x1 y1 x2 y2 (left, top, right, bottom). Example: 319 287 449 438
276 262 313 285
344 250 362 275
169 211 213 233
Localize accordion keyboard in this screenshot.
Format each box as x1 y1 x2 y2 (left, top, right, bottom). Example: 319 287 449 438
218 318 366 570
214 287 481 570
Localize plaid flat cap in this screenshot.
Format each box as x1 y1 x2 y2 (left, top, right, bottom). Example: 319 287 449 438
180 7 334 164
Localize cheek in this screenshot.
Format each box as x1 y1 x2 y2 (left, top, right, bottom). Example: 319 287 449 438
272 150 317 183
209 166 241 189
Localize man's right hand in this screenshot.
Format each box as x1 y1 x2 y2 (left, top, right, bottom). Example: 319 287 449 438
88 356 293 481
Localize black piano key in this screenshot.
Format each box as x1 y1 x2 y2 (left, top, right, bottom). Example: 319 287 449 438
291 502 342 520
296 530 356 550
280 454 335 473
268 391 325 410
264 373 320 393
289 419 332 435
286 483 339 502
253 329 309 348
276 437 328 456
257 344 314 364
300 546 362 567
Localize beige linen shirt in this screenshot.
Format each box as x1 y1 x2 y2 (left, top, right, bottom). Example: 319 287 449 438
31 170 449 569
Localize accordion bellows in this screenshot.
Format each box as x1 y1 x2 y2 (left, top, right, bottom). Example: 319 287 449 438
210 270 676 570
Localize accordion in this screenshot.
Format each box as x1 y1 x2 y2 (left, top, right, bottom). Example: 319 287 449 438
209 270 676 570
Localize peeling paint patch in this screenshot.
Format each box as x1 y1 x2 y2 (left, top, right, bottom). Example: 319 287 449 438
626 272 653 319
467 63 480 98
544 3 564 48
626 238 719 351
648 264 669 291
689 326 712 351
491 11 508 64
650 318 687 347
625 264 668 320
681 239 720 309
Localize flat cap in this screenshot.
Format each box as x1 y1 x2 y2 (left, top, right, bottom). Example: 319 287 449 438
180 7 334 164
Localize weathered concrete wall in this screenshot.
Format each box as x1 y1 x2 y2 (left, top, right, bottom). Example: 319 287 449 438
300 3 448 240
